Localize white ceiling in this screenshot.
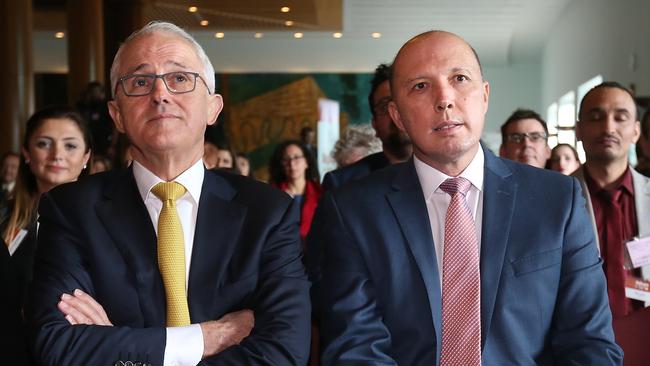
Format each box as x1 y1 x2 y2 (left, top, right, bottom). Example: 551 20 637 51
34 0 575 73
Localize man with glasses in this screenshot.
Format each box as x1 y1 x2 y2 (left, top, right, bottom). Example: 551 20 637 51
321 63 412 191
499 108 551 168
28 21 310 365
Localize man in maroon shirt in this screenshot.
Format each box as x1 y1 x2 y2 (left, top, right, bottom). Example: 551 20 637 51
573 81 650 319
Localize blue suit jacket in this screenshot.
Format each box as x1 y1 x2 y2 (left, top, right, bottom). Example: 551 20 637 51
307 148 622 365
28 168 311 365
321 152 390 191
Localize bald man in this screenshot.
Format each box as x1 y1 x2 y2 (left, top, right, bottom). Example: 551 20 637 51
307 31 621 365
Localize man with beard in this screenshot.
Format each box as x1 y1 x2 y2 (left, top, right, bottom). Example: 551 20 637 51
499 109 550 169
321 63 412 190
572 82 650 320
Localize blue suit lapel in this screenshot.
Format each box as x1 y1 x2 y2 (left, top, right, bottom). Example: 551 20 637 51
95 168 166 326
480 149 516 349
386 162 443 364
187 171 247 322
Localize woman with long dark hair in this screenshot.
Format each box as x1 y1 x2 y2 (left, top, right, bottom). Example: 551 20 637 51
2 106 92 298
269 140 321 243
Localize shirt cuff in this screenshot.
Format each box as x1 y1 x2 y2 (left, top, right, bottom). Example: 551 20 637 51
164 324 204 366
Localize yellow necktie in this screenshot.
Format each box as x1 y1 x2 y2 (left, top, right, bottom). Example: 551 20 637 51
151 182 191 326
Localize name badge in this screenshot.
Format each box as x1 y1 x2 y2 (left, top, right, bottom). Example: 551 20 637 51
625 236 650 269
625 276 650 303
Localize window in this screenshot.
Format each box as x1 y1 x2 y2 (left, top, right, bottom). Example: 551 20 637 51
546 103 558 148
546 75 603 163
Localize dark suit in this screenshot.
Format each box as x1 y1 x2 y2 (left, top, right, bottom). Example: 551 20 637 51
0 202 38 307
308 148 621 365
28 168 311 365
321 152 389 191
1 244 31 365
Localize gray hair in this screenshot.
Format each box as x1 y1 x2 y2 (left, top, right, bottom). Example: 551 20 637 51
332 125 382 167
109 21 216 98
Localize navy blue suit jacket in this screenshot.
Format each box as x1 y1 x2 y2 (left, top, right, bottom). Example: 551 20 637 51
321 152 390 191
308 148 622 365
28 168 311 365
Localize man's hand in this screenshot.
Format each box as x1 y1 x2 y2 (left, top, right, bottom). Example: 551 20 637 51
201 309 254 358
58 289 113 326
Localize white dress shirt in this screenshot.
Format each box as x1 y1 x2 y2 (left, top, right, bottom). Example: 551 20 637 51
133 159 204 366
413 147 484 289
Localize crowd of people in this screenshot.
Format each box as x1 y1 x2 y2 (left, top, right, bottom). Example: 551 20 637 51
2 19 649 366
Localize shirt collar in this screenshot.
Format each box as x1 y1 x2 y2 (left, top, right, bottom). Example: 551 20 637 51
584 165 635 196
414 146 484 200
2 181 15 191
132 158 205 204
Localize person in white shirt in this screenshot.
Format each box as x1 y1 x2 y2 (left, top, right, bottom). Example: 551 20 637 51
307 30 621 365
28 21 310 366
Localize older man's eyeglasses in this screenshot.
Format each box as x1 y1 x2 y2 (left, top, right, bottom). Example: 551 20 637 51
117 71 210 97
505 132 548 144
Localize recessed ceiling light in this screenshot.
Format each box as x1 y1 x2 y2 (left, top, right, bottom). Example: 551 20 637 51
254 33 264 39
215 32 225 39
294 32 303 39
285 20 294 26
333 32 342 39
371 32 382 39
280 6 290 13
188 6 198 13
55 32 65 39
200 20 209 26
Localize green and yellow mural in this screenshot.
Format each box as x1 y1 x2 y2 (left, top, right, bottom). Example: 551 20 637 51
211 73 373 180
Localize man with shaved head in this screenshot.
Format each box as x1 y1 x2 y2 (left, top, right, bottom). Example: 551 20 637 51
308 31 621 365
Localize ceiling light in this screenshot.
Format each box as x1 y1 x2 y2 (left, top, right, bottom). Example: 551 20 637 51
215 32 225 39
55 32 65 39
333 32 342 39
294 32 303 39
188 6 198 13
281 6 290 13
254 33 264 39
200 20 209 26
371 32 382 39
285 20 294 26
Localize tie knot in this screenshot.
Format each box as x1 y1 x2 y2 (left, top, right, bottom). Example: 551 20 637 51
439 177 471 196
151 182 186 202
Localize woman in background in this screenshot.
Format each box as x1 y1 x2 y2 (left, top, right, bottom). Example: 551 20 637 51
548 143 580 175
90 155 111 174
236 152 253 178
1 106 91 365
215 146 238 173
269 140 321 243
2 106 92 301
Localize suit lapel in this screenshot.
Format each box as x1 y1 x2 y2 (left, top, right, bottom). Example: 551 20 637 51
631 170 650 284
632 169 650 237
95 169 166 326
387 162 443 362
187 171 247 322
479 150 516 348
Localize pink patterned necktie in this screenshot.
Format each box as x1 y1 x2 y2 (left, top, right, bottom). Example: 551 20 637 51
439 177 481 366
